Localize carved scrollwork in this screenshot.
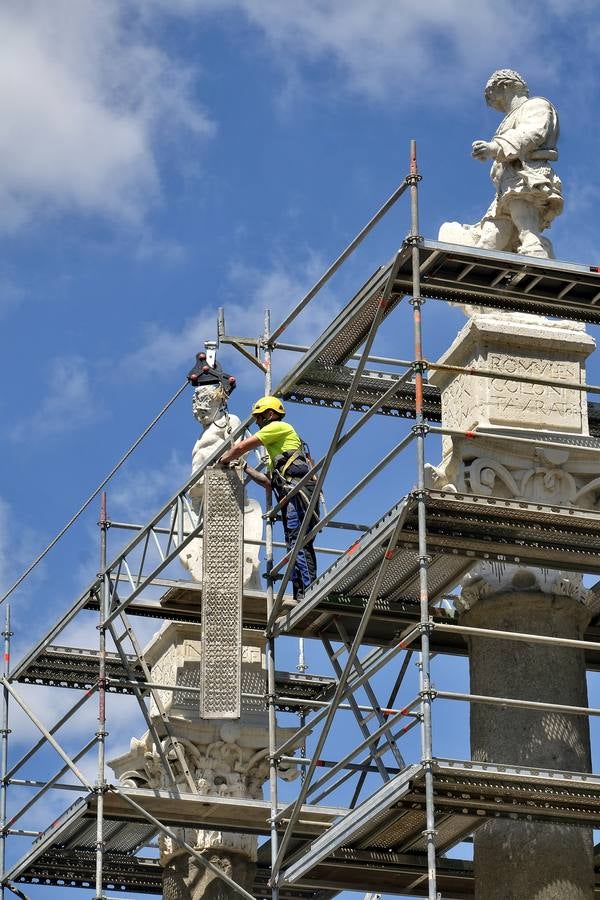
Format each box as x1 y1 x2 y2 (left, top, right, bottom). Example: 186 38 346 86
466 457 520 497
573 475 600 508
520 466 577 504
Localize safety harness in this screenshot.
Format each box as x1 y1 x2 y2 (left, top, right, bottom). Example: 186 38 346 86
272 444 321 524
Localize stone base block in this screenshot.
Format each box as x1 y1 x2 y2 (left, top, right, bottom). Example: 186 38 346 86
162 851 256 900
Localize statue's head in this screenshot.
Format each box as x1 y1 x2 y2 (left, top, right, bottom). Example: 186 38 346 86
192 384 226 428
484 69 529 111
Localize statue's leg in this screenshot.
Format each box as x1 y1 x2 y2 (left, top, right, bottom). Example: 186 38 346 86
510 198 549 258
476 216 513 252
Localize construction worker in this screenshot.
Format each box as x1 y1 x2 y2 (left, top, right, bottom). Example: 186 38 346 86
219 396 319 600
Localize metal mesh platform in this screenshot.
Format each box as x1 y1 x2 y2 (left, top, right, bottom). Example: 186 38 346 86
399 240 600 323
277 490 600 638
283 364 442 421
281 758 600 885
8 775 600 898
5 788 345 898
13 644 335 712
279 240 600 428
16 580 600 685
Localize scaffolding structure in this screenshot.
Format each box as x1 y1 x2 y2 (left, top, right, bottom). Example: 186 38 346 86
3 141 600 900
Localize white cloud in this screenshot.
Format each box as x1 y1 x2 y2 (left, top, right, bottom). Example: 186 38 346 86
120 251 340 381
109 450 190 523
147 0 566 103
10 355 99 441
0 0 214 231
0 496 43 599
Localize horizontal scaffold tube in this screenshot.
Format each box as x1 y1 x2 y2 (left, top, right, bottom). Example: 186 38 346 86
435 621 600 653
437 689 600 719
429 425 600 453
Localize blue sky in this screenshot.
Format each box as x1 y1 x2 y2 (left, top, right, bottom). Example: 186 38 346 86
2 1 600 897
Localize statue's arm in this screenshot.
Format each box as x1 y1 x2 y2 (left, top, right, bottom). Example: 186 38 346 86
471 139 499 161
492 98 555 161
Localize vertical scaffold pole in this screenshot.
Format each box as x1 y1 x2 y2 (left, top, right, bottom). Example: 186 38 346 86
263 309 280 900
0 604 12 900
408 139 437 900
95 492 109 900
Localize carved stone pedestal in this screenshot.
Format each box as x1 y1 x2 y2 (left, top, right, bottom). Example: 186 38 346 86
428 311 597 498
109 623 297 900
462 590 594 900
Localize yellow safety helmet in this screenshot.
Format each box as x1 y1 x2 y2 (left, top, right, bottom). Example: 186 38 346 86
251 396 286 418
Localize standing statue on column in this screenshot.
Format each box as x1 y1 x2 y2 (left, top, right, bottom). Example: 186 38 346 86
178 352 262 590
440 69 563 258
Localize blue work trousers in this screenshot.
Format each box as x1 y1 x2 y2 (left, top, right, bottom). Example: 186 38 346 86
279 490 318 599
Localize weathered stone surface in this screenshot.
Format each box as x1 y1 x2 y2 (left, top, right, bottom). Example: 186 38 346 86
430 312 594 447
463 592 594 899
427 307 600 608
178 384 262 590
162 852 255 900
109 623 297 876
201 467 244 719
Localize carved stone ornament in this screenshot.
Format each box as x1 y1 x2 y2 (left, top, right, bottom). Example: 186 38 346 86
108 624 298 868
111 727 281 864
427 309 600 609
457 562 599 612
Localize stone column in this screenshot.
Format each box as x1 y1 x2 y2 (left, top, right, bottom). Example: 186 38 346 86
459 580 594 899
109 624 297 900
428 311 598 899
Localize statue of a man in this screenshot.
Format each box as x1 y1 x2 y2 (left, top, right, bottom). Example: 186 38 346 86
440 69 563 258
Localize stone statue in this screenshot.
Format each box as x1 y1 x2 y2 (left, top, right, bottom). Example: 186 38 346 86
439 69 563 258
178 381 262 590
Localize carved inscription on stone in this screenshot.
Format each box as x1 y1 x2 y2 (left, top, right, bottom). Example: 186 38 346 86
432 314 594 447
487 354 582 430
441 374 474 431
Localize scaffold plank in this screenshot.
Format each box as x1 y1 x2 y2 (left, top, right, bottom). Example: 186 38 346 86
396 240 600 324
12 762 600 897
277 490 600 638
281 758 600 885
4 788 346 894
12 643 336 710
283 365 442 422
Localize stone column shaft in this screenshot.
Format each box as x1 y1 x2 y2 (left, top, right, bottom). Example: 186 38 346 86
463 592 593 900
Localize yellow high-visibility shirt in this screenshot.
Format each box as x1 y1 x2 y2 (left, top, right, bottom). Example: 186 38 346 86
256 421 302 469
